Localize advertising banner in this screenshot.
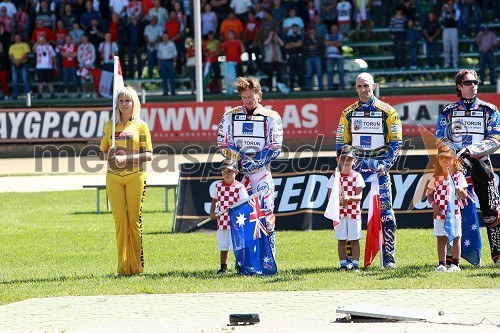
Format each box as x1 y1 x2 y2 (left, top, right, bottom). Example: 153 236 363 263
174 154 500 233
1 93 499 143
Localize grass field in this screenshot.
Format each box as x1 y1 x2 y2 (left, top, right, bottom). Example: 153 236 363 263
1 188 499 306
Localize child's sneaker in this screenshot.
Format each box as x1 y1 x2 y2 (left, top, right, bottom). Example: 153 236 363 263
447 264 461 272
339 265 348 271
217 268 227 274
384 262 396 269
435 264 447 272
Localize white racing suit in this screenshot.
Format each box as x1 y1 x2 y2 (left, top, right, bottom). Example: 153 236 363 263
436 97 500 262
336 97 403 266
217 104 283 256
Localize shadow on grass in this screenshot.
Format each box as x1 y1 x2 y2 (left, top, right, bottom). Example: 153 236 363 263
360 264 435 280
144 230 173 235
0 274 105 285
71 210 167 215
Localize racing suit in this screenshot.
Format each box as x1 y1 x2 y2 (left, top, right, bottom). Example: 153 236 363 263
436 97 500 262
336 97 403 266
217 103 283 256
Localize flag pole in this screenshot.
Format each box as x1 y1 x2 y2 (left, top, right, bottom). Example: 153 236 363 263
111 56 119 148
196 190 264 228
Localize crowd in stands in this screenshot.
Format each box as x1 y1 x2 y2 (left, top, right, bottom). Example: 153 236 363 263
0 0 499 99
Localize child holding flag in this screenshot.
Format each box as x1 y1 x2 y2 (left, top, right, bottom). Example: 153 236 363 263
325 145 365 271
426 145 467 272
210 159 248 274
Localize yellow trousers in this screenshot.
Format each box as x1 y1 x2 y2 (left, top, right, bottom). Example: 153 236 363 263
106 171 146 275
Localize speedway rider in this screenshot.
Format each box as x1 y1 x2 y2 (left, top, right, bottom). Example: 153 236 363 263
217 76 283 256
336 72 403 268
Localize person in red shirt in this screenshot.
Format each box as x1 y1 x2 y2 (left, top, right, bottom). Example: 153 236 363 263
52 20 68 81
222 30 244 95
60 35 81 97
165 11 183 74
108 12 126 63
202 30 222 92
243 11 260 75
31 19 52 44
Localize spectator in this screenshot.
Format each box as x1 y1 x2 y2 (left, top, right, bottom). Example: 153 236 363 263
304 26 324 91
0 6 12 32
304 0 318 30
406 19 419 70
0 21 10 51
353 0 372 40
80 0 100 31
146 0 168 27
60 35 81 97
109 12 127 63
389 6 407 69
203 30 222 91
259 0 273 12
201 3 217 37
285 23 304 91
283 8 304 37
311 14 328 41
230 0 252 24
461 0 480 37
109 0 128 21
77 34 96 96
416 0 434 28
157 32 177 96
52 20 68 81
270 0 287 29
125 14 144 78
210 0 230 22
98 32 118 71
33 34 56 99
8 33 31 100
69 22 84 45
31 19 51 44
61 4 77 30
475 24 497 85
143 15 162 78
336 0 352 37
13 4 29 41
222 29 244 95
182 0 192 33
219 10 243 41
142 0 154 18
127 0 143 21
87 18 104 67
371 0 384 27
259 9 279 57
0 0 16 18
400 0 416 21
243 10 260 74
36 0 56 31
165 10 183 74
325 23 345 90
439 0 459 68
0 40 10 99
262 28 284 91
173 1 187 67
423 11 440 69
320 0 337 28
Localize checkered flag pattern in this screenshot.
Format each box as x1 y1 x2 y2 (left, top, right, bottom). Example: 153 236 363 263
340 173 362 219
433 174 461 220
216 182 247 229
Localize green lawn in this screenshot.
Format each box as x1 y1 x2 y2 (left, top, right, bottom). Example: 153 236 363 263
1 189 499 306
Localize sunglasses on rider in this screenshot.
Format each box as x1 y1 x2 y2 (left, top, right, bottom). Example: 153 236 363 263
462 80 479 86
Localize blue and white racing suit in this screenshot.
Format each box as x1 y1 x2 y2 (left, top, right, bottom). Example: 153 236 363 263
436 97 500 262
217 103 283 256
336 97 403 266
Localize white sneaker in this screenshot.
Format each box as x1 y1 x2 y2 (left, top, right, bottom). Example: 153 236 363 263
447 264 461 272
435 265 447 272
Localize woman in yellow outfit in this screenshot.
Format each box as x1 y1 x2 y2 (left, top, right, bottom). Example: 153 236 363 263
99 86 153 275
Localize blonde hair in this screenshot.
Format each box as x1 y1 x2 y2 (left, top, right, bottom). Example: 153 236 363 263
433 154 462 176
234 76 262 99
115 86 141 123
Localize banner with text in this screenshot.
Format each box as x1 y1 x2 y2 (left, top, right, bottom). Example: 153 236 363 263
1 93 499 143
174 154 500 233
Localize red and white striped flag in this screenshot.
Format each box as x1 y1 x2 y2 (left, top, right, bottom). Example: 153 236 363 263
324 170 340 227
111 56 124 147
364 179 382 268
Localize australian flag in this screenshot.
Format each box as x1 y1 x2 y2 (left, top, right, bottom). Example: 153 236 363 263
229 198 277 276
444 173 458 244
461 184 482 266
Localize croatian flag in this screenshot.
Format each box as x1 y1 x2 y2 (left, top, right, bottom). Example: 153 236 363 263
444 173 458 244
364 179 382 268
324 170 340 227
461 184 482 266
229 197 277 276
111 56 125 147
